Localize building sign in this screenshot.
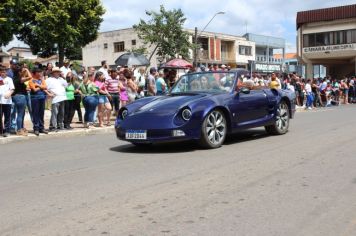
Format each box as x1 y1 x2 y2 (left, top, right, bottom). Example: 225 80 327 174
303 44 355 53
254 63 281 72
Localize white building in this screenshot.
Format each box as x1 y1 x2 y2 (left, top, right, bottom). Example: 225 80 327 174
297 4 356 78
7 47 37 61
82 28 158 68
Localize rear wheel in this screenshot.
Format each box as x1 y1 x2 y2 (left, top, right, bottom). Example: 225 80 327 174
199 109 227 149
265 101 289 135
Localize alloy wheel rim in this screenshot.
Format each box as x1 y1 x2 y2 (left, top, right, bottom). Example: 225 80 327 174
276 103 289 131
206 111 226 145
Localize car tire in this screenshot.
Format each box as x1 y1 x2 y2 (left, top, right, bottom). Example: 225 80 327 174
265 101 289 135
199 109 227 149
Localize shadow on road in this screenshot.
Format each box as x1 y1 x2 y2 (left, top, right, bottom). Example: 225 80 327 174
110 128 269 154
110 141 198 154
224 128 270 145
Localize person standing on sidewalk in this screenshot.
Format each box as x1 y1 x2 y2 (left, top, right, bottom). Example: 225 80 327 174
0 65 15 137
79 71 99 128
72 73 83 123
63 72 76 129
305 79 314 110
105 69 120 116
46 67 68 132
11 62 32 136
29 67 48 136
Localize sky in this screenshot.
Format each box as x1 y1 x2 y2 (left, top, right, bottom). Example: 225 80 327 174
4 0 355 53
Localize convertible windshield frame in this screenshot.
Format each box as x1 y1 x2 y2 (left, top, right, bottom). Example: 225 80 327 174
169 71 237 94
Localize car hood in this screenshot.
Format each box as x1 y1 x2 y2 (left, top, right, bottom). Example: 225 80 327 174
132 93 209 115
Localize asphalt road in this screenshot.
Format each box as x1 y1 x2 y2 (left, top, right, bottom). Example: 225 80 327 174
1 105 356 236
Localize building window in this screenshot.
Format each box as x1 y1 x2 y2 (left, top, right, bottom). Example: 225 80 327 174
131 40 136 46
352 29 356 43
303 30 356 47
239 45 252 55
104 43 108 49
114 41 125 52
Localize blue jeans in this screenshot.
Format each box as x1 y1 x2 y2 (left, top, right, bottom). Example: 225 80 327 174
306 93 314 108
31 98 46 131
10 103 17 131
26 91 33 123
83 96 98 123
12 94 27 130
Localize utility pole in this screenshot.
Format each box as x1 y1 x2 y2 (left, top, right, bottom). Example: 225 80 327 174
193 27 198 68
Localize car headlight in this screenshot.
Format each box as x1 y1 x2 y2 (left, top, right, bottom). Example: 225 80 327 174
181 108 192 121
120 109 128 119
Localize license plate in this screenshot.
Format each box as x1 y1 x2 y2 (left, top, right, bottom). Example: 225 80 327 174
125 130 147 140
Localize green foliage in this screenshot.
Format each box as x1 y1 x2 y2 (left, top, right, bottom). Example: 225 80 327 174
13 0 105 66
0 0 16 46
133 5 192 61
19 59 35 70
126 46 148 55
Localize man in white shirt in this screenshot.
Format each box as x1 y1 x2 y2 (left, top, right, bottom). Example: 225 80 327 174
98 60 110 81
60 59 72 78
0 65 15 137
46 67 68 131
147 67 157 96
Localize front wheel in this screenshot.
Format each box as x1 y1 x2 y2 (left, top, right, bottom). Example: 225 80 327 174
265 101 290 135
199 109 227 149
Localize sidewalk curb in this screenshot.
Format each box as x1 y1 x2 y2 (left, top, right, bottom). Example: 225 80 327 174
0 127 115 145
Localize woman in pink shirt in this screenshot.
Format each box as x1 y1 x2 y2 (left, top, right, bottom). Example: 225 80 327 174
94 72 112 126
118 71 129 108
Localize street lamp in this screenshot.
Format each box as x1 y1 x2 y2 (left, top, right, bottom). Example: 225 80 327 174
193 11 225 67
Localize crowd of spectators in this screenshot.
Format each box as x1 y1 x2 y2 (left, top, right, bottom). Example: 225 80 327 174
1 59 355 138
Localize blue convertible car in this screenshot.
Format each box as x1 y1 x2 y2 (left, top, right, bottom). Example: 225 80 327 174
115 69 296 148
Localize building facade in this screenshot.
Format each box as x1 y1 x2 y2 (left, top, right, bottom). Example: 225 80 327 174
82 28 258 69
244 33 285 74
82 28 158 68
6 47 37 61
0 48 10 65
188 29 256 68
297 4 356 79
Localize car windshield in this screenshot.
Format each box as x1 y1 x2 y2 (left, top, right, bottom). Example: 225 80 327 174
170 72 236 94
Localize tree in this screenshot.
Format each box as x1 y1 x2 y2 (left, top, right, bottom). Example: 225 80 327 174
133 5 192 63
13 0 105 66
0 0 16 47
126 46 148 55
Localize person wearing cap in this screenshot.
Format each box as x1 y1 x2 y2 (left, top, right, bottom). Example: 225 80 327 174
0 65 15 137
147 67 157 96
60 59 72 78
29 67 48 136
46 67 68 131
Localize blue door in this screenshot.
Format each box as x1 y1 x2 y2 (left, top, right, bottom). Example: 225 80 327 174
228 90 269 127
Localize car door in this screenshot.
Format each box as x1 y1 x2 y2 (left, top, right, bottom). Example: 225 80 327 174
228 89 270 126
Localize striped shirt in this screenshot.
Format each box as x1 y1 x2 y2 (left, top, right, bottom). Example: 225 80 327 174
105 77 119 94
